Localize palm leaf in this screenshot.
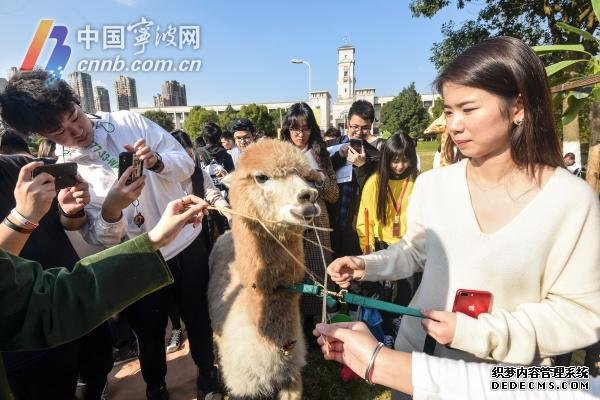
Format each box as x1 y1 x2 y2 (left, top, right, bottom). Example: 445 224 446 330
533 44 591 56
545 59 590 76
593 0 600 24
556 22 598 42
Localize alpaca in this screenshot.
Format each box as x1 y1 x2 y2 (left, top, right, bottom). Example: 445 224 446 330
208 139 321 400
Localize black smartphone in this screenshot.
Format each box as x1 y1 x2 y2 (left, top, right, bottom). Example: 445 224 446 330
32 162 78 190
349 138 363 152
118 152 143 185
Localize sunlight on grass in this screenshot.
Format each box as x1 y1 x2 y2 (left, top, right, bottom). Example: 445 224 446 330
416 139 439 172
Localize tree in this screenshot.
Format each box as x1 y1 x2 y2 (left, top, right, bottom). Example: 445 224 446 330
269 108 286 130
531 2 600 191
410 0 599 71
239 104 276 137
183 106 218 139
380 83 430 138
142 110 174 132
218 105 239 132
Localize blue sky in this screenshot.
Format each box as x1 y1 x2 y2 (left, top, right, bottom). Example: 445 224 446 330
0 0 481 108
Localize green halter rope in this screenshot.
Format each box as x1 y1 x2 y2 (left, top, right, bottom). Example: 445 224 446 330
286 283 423 318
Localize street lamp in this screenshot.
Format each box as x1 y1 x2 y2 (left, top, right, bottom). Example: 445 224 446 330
291 58 311 99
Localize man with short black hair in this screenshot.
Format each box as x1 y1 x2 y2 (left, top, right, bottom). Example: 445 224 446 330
229 118 256 152
196 122 234 173
323 127 342 146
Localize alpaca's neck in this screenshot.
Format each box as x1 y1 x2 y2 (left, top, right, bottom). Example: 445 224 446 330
231 219 304 346
232 220 304 291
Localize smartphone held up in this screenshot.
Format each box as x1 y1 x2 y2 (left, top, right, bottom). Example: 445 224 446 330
32 162 78 190
118 152 144 185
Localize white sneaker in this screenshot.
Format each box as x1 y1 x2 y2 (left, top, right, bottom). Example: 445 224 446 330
166 329 184 353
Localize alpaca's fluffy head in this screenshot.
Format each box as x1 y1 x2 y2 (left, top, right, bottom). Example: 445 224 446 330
226 139 320 227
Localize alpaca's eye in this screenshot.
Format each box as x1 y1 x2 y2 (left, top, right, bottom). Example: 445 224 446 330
255 174 269 184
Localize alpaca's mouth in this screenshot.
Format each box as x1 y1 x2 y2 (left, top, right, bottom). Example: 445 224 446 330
290 203 320 221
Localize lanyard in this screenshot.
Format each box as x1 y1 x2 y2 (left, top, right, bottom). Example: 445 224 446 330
387 178 411 220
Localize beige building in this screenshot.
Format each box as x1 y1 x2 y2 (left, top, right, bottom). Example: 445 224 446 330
93 86 111 112
69 72 95 114
114 75 138 110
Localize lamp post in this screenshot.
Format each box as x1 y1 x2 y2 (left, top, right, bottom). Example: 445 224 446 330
291 58 311 100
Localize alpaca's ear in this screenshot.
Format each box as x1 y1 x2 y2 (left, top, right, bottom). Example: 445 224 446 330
220 172 235 188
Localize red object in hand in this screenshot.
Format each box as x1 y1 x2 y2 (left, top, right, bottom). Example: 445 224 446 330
452 289 493 319
340 365 357 382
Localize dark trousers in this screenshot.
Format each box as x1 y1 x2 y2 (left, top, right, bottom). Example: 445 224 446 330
168 301 182 331
125 234 218 392
5 323 113 400
108 312 136 348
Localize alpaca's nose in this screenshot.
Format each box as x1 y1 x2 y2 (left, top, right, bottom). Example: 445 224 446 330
297 188 318 204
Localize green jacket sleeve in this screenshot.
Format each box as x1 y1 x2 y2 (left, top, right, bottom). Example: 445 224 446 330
0 233 173 352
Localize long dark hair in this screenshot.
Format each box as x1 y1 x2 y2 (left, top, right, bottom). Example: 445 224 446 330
434 36 563 173
376 133 418 225
281 102 330 169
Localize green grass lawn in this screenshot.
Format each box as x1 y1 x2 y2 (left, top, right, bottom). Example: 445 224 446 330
302 344 391 400
416 140 438 172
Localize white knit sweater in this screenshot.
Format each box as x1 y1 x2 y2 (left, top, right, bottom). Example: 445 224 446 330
360 159 600 365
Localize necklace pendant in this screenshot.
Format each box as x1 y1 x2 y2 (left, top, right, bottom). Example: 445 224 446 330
133 212 145 228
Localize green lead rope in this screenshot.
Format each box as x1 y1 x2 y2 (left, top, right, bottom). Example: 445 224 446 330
286 283 423 318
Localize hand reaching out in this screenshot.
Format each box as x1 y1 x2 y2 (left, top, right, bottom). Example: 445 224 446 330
58 175 90 215
147 195 209 250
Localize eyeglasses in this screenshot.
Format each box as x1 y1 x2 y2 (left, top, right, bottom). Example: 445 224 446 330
290 127 311 136
234 134 253 143
349 124 371 132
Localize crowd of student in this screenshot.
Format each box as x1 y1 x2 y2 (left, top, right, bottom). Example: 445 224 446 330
0 35 598 400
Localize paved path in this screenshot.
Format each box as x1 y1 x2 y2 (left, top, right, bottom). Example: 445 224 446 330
106 338 198 400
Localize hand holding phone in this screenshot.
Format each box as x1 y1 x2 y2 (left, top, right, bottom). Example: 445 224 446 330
32 162 78 190
118 152 143 185
349 138 363 152
452 289 492 318
15 161 58 224
57 175 90 216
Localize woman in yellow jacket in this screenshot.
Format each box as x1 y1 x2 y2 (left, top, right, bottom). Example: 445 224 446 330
356 132 418 252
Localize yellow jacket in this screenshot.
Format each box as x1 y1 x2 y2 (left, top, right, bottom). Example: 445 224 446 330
356 174 414 252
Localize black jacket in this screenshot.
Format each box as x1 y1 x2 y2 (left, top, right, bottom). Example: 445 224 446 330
196 145 235 172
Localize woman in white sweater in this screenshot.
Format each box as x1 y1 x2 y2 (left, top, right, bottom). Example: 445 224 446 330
327 36 600 378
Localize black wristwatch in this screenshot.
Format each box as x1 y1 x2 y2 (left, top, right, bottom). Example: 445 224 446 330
148 152 164 172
